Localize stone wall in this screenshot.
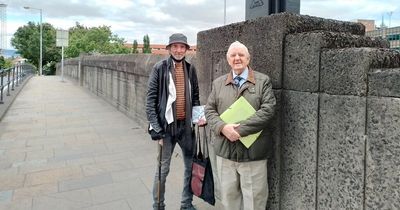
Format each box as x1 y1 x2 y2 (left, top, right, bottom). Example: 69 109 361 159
57 54 196 126
58 12 400 209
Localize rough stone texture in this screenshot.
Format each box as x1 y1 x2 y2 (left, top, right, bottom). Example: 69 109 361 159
369 68 400 97
318 94 366 209
197 12 365 98
321 48 400 96
321 48 372 96
284 32 388 92
281 90 318 210
366 97 400 210
267 89 282 210
60 54 195 127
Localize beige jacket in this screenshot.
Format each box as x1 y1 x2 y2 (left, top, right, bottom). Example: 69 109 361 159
205 68 276 162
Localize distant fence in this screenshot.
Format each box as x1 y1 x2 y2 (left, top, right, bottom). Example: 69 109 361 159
0 63 35 104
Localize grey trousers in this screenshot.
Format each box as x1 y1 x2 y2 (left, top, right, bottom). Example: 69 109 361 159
152 121 194 210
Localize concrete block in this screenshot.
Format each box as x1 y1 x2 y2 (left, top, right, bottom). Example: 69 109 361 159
0 174 25 190
280 90 318 210
366 97 400 210
85 200 131 210
318 94 365 209
89 179 149 204
59 173 113 192
32 189 92 210
13 183 58 201
0 190 13 202
321 48 372 96
321 48 400 96
368 68 400 97
198 13 365 96
267 89 282 210
284 32 388 92
25 166 83 186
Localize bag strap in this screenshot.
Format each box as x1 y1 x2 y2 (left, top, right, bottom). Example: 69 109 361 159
201 126 210 157
196 125 203 157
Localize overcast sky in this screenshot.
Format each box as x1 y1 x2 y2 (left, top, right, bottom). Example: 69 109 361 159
2 0 400 49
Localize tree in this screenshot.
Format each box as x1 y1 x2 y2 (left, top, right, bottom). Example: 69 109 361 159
11 21 61 74
0 56 5 69
65 22 129 58
143 34 151 53
132 39 139 53
11 21 130 74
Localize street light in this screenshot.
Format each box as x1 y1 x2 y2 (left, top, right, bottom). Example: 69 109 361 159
24 6 42 76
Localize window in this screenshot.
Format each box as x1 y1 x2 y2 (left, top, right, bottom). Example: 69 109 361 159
387 34 400 41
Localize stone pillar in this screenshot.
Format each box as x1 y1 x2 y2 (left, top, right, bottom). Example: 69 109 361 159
196 12 388 210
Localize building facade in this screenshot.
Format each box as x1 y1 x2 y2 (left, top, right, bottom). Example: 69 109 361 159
366 26 400 50
123 43 196 55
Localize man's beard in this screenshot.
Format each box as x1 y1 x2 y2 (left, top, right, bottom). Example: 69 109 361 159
170 55 185 63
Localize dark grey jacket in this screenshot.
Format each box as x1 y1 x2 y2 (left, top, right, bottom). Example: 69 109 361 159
146 56 200 135
205 68 276 162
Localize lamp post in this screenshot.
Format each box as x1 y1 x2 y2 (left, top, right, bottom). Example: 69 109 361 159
224 0 226 25
24 6 42 76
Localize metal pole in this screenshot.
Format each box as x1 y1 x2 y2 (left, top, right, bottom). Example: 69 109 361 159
11 66 14 90
15 63 19 87
39 9 43 76
6 69 10 96
224 0 226 25
61 45 64 82
0 70 3 104
388 11 393 28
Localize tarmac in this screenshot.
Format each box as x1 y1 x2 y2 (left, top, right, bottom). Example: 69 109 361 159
0 76 222 210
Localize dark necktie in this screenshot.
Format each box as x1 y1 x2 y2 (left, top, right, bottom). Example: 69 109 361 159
234 76 243 87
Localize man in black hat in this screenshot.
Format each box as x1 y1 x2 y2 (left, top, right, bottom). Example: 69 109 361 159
146 33 200 210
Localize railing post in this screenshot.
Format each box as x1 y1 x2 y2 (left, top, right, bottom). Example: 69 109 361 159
15 63 19 87
6 69 10 96
11 66 15 90
20 64 25 82
0 70 4 104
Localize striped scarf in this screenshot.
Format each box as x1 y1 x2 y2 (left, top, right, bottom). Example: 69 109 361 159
175 62 186 120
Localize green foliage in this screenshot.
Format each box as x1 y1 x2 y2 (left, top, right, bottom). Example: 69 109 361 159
0 56 5 69
143 34 151 53
4 58 12 69
65 22 129 58
0 56 17 70
11 22 130 73
132 39 139 53
11 21 61 73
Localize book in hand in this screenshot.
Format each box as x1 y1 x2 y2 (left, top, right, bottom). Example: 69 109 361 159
192 105 206 124
220 96 262 148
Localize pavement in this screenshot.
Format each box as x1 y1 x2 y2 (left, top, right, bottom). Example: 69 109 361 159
0 76 222 210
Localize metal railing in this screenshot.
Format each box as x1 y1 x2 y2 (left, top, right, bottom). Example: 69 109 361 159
0 63 35 104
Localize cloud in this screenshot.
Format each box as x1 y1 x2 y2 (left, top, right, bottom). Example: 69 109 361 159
3 0 400 50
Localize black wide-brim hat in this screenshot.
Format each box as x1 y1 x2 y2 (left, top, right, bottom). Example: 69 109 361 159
166 33 190 49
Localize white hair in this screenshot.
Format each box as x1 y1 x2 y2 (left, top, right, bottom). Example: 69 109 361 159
226 41 250 59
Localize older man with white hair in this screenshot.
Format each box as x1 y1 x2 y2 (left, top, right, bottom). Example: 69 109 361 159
205 41 276 210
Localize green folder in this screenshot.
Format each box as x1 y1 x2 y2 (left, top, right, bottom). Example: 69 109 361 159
220 96 261 148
